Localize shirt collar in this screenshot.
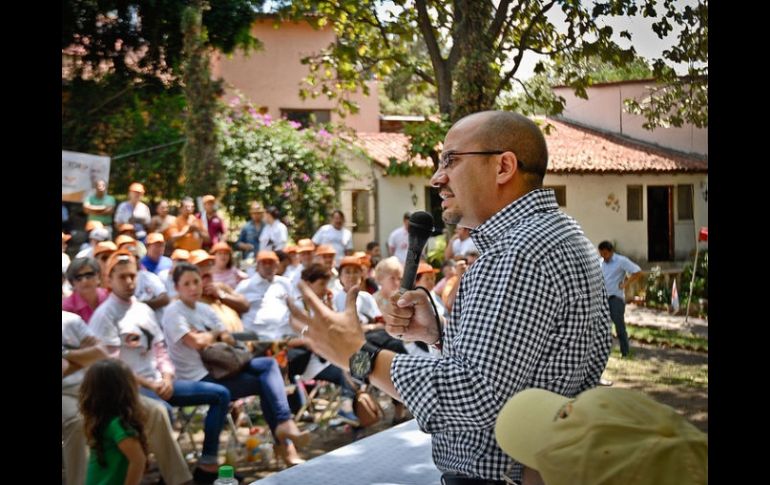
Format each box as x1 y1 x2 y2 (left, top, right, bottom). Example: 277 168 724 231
471 188 560 253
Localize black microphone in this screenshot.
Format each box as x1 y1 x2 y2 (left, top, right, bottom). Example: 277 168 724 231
400 211 435 294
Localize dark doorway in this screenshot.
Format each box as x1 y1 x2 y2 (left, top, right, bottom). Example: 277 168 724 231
425 187 445 236
647 186 674 261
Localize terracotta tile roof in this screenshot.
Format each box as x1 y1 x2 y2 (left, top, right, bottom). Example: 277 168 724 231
350 132 434 170
544 119 707 174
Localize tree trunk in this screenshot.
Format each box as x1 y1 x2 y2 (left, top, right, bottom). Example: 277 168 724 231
181 0 222 198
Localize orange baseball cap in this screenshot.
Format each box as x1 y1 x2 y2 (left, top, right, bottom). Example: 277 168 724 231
189 249 215 266
62 232 72 242
115 235 136 248
146 232 165 245
105 249 137 277
128 182 145 194
417 262 439 275
256 250 279 263
170 249 190 261
85 220 104 232
314 244 336 256
338 256 363 270
118 223 135 233
202 194 216 204
94 241 118 257
284 244 298 254
210 242 232 254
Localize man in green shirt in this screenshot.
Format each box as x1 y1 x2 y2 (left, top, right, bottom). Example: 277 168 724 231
83 179 116 235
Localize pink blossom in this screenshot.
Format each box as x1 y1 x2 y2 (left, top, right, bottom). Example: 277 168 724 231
317 128 331 139
229 97 240 107
300 173 311 183
289 121 302 129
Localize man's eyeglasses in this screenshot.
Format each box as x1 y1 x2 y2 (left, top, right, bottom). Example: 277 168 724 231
439 150 528 172
74 271 98 282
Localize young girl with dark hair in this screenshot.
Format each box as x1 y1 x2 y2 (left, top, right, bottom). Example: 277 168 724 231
79 359 148 485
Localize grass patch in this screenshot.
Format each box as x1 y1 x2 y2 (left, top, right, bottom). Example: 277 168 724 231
604 348 708 390
622 324 708 352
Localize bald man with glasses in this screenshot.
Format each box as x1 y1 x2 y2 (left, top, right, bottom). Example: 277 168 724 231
289 111 611 485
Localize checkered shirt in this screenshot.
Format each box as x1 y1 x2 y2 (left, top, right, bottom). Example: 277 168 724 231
391 188 612 481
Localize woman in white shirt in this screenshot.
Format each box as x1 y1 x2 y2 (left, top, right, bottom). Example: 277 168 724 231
162 262 309 469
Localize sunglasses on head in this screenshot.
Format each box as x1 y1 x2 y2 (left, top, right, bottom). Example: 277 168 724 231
74 271 97 282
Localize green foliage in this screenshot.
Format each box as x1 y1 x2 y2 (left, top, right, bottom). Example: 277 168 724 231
62 77 187 201
62 0 264 82
644 266 672 310
500 54 651 116
680 249 708 312
427 235 446 267
181 1 223 197
379 84 437 117
217 94 354 239
625 0 708 129
278 0 647 121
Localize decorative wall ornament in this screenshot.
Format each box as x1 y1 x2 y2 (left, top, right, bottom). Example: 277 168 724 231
605 193 621 212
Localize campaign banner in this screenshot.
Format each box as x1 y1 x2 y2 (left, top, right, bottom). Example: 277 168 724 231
62 150 111 202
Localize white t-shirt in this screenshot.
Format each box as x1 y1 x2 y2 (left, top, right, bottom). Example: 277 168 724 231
451 237 478 257
259 220 289 252
388 226 409 264
62 311 94 388
135 269 168 322
162 300 224 381
312 224 353 264
90 294 165 382
159 268 176 298
235 274 294 339
332 289 382 324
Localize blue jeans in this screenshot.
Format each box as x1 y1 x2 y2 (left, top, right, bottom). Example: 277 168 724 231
203 357 292 439
608 296 630 356
140 380 231 465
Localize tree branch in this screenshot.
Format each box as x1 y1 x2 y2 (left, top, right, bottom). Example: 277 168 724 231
493 0 557 99
415 0 446 76
488 0 513 39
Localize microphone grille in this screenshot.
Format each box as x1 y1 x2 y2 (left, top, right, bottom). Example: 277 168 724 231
408 211 434 238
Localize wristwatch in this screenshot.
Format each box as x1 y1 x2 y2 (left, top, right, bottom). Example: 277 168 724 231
349 341 381 384
62 348 71 360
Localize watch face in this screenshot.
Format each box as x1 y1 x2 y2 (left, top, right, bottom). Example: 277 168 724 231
350 351 371 379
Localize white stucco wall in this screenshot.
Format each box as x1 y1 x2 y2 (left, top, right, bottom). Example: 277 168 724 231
553 82 707 156
374 173 432 252
212 19 380 133
543 173 708 266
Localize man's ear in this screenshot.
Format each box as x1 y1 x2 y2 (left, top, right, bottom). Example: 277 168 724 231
496 151 517 185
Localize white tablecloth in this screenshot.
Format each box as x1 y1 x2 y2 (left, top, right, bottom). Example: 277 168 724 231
251 419 441 484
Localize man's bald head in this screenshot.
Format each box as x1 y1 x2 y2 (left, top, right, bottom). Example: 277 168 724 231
452 111 548 184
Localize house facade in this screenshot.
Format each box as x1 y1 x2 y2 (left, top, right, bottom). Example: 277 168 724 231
548 81 708 266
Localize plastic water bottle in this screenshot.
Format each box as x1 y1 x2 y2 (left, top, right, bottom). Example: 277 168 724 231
213 465 238 484
245 427 260 463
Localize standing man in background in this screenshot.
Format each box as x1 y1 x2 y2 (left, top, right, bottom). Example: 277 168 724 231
236 201 265 260
198 195 226 251
312 209 353 266
83 179 116 238
387 212 411 264
598 241 643 358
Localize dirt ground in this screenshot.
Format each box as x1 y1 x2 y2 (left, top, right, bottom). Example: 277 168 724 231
603 341 708 433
